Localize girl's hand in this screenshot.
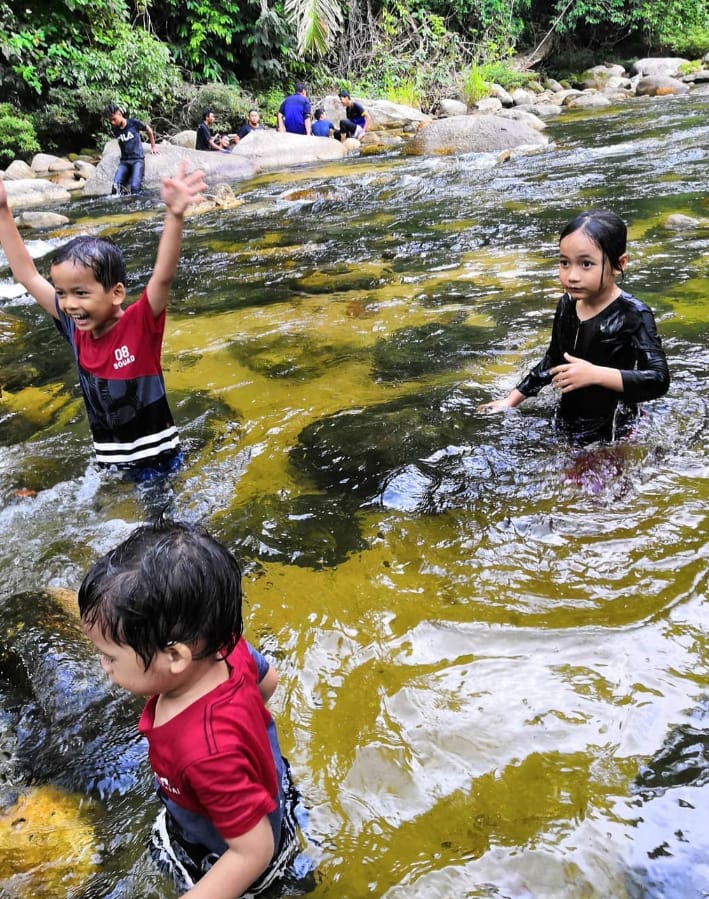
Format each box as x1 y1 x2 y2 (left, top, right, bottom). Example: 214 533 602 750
161 160 206 216
550 352 597 392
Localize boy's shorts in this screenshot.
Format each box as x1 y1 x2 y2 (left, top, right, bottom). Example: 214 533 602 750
149 758 316 897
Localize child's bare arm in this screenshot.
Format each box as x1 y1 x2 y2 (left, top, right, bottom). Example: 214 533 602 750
183 816 274 899
0 176 58 317
258 664 278 704
145 161 206 318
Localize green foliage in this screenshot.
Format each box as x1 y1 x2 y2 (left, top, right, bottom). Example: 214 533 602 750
461 65 489 104
284 0 342 56
0 103 40 166
663 25 709 57
163 82 256 133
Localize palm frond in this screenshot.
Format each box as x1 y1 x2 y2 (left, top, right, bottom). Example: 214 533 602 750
284 0 343 56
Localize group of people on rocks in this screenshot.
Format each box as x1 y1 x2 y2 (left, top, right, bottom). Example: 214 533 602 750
0 79 671 895
103 86 370 196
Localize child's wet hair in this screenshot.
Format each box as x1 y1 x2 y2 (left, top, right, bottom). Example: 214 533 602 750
560 209 627 272
51 236 127 290
78 520 244 669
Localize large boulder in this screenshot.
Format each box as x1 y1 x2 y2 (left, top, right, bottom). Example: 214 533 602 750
1 178 72 210
401 114 547 156
636 76 691 96
318 95 431 131
631 57 690 77
82 132 348 196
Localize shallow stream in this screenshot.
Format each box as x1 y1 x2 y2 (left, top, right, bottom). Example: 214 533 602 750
0 92 708 898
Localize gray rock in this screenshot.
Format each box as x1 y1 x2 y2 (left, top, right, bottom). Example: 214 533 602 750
631 57 690 77
318 95 431 131
474 97 503 114
15 211 71 230
682 69 709 84
1 179 72 210
439 98 468 116
30 153 68 173
636 76 690 96
496 108 548 130
564 92 613 109
664 214 701 230
170 130 200 149
3 160 35 180
489 84 514 107
401 114 547 156
579 64 628 89
512 87 536 106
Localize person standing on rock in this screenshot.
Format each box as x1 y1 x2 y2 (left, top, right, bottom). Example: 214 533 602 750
277 83 312 136
104 103 160 196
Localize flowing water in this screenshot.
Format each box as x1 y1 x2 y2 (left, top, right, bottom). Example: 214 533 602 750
0 92 708 898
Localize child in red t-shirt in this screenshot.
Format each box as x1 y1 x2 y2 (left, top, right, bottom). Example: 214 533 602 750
79 519 308 897
0 162 205 479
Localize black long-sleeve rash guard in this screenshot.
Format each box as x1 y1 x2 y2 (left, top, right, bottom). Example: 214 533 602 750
516 291 670 443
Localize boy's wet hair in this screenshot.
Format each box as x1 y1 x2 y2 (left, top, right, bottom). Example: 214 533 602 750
103 102 123 117
560 209 627 272
51 236 127 290
338 89 351 99
202 107 214 120
314 108 324 120
78 520 244 669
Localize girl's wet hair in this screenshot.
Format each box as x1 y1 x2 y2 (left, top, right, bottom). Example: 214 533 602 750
51 236 127 290
560 209 627 272
78 520 244 669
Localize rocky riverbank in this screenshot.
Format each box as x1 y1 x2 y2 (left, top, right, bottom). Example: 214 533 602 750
1 55 708 219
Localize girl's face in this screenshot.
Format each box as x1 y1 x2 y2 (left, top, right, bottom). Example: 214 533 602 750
558 228 627 307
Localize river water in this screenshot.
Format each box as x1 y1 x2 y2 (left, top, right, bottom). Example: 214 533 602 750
0 92 708 898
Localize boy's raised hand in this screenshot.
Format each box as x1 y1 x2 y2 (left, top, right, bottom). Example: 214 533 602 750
161 160 206 216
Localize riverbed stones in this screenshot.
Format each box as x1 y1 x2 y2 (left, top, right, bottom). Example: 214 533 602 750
401 114 547 157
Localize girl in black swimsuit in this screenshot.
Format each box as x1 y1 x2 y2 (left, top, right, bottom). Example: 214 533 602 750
482 209 670 444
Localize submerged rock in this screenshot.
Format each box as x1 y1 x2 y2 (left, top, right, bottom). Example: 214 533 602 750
0 784 100 895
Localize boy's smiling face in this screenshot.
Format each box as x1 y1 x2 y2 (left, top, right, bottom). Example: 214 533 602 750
50 260 124 338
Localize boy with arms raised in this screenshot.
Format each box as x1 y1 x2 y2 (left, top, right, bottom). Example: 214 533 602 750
79 519 305 897
0 162 205 480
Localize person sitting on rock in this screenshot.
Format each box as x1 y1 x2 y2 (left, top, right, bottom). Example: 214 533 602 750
238 109 266 140
311 108 335 138
196 109 234 152
335 89 370 141
277 83 312 136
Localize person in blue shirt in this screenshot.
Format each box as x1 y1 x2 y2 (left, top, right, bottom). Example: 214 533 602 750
311 108 335 138
104 103 159 196
277 83 312 136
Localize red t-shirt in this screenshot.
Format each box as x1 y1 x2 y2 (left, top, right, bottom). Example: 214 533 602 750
139 640 278 842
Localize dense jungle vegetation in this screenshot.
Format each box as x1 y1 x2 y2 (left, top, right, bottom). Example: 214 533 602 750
0 0 708 160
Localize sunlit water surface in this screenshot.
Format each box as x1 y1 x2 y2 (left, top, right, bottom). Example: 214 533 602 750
0 93 708 898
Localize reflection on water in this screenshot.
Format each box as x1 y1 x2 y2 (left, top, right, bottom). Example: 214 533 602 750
0 93 708 897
